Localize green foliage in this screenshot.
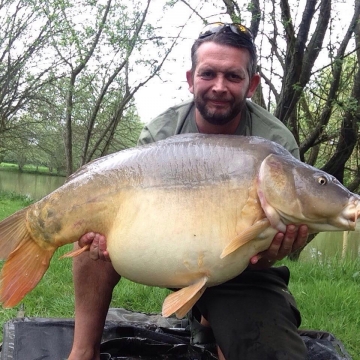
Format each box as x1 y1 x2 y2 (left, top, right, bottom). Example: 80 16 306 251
292 82 303 93
1 0 175 175
0 191 33 227
298 54 360 187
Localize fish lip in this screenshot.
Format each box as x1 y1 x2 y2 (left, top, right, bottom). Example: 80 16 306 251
355 195 360 220
338 196 360 230
278 195 360 232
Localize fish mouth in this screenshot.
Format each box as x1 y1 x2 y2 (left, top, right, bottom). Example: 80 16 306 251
335 195 360 230
293 195 360 233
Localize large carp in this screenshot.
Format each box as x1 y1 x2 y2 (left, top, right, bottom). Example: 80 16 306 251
0 134 359 318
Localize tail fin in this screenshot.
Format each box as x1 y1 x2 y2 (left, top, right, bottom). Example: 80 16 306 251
0 208 30 259
0 236 56 307
0 209 56 307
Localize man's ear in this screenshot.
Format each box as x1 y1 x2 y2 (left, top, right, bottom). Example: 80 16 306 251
246 73 261 98
186 70 194 94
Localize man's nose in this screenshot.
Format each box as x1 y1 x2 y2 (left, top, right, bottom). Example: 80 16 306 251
212 75 227 93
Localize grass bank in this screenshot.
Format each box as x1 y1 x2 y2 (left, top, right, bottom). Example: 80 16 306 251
0 162 63 177
283 257 360 359
0 193 358 358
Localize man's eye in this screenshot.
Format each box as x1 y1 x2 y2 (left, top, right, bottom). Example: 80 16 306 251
227 73 242 81
200 71 214 79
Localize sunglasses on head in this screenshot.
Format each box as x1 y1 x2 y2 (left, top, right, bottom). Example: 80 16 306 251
198 22 254 41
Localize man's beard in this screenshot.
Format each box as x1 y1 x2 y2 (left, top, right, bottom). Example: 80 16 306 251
194 95 247 126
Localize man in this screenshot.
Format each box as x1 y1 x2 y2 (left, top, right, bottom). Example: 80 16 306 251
68 23 308 360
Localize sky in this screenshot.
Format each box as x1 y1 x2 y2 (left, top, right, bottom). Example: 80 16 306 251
133 0 355 124
133 1 215 123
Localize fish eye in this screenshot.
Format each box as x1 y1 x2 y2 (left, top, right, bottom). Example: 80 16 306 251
317 176 327 185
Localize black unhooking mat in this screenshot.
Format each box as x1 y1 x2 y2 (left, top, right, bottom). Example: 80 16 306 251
0 308 353 360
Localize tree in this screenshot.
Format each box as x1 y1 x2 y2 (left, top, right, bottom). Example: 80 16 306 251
0 0 58 135
172 0 360 258
3 0 360 191
1 0 187 176
37 0 184 175
221 0 360 186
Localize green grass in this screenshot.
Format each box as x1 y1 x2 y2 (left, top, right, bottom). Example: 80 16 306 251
0 192 358 358
283 258 360 359
0 191 33 219
0 162 61 176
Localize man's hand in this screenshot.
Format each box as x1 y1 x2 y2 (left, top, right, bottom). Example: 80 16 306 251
78 232 111 262
249 224 308 269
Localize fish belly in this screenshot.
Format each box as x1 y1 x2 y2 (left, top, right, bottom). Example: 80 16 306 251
107 185 273 289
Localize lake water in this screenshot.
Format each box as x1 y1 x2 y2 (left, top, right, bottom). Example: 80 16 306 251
300 230 360 262
0 170 359 261
0 170 65 200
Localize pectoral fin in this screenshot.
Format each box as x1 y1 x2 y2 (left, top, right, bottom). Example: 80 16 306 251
60 245 90 258
220 218 270 259
162 276 208 319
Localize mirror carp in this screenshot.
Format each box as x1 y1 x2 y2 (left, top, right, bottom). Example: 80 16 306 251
0 134 359 318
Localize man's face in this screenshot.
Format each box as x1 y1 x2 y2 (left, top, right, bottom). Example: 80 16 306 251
186 42 259 126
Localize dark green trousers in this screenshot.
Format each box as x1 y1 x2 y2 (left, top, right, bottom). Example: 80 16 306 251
192 266 307 360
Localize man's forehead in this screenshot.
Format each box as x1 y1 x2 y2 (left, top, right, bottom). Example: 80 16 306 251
196 62 246 75
196 49 248 74
196 42 250 66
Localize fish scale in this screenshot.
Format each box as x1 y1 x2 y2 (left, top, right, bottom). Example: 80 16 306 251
0 133 359 319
